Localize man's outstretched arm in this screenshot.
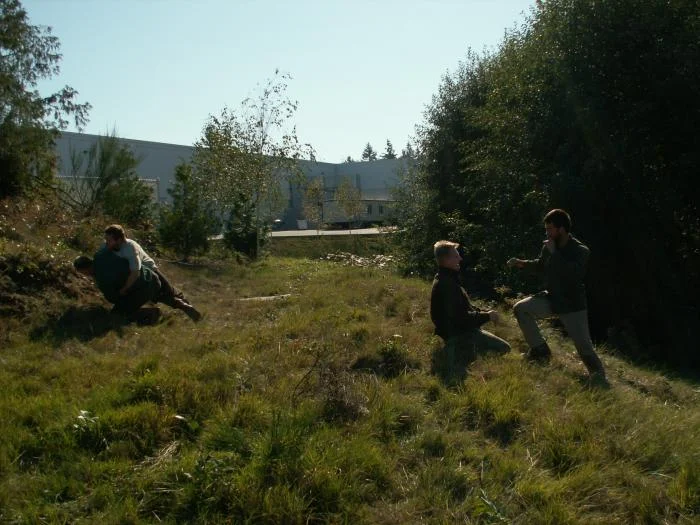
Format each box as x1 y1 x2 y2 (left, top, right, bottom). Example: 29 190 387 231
507 245 548 272
119 270 140 296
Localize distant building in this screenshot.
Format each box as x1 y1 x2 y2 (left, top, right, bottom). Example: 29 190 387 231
55 132 405 229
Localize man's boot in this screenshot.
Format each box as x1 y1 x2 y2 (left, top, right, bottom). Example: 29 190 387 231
526 342 552 364
174 298 202 322
580 354 608 388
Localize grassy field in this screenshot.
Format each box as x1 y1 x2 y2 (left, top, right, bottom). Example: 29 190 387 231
1 204 699 523
264 233 395 259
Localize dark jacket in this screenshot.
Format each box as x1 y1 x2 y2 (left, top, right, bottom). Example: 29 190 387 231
430 267 490 340
523 235 590 314
93 247 161 315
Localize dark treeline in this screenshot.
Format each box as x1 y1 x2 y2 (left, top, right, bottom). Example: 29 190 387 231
395 0 700 368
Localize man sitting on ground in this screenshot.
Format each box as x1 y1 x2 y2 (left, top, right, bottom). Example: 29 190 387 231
103 224 201 321
74 247 162 324
430 240 511 375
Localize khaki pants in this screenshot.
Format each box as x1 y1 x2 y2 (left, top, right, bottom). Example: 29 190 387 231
446 328 510 363
513 294 605 375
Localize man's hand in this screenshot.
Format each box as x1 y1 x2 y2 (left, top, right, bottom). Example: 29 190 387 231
120 269 139 297
507 258 525 269
487 310 500 324
543 239 556 253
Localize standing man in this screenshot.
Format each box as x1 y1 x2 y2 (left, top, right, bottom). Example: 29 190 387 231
103 224 201 322
507 209 606 382
431 240 510 377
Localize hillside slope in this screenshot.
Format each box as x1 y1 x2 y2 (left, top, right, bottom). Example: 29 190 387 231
0 211 698 523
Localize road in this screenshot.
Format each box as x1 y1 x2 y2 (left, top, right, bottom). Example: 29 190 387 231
270 227 394 237
210 227 394 240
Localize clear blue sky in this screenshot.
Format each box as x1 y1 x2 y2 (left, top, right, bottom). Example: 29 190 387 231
25 0 534 162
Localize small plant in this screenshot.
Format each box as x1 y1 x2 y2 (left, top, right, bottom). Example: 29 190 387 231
319 364 369 423
377 335 420 378
72 410 108 454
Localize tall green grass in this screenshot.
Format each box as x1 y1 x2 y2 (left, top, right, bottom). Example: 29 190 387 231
1 255 699 523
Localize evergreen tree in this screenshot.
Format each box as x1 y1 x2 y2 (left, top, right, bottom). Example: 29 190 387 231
361 142 377 161
0 0 90 197
382 139 397 159
400 142 416 159
158 163 219 261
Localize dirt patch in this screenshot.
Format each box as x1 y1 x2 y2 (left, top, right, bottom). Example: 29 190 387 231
0 251 91 318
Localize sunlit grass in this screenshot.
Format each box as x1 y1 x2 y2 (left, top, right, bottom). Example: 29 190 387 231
1 254 699 523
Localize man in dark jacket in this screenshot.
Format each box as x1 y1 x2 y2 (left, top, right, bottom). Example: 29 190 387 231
74 247 162 322
507 209 606 381
431 240 510 375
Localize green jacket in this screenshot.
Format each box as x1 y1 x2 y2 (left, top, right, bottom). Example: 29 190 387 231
523 235 590 314
93 247 161 315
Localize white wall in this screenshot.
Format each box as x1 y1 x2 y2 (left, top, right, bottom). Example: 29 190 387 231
54 132 405 226
55 132 195 202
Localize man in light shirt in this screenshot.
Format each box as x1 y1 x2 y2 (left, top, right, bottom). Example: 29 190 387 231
104 224 201 322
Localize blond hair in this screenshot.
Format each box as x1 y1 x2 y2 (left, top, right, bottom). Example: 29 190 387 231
433 240 459 263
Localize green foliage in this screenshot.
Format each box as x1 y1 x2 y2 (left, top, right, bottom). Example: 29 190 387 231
101 175 153 228
61 132 153 227
301 177 324 232
396 0 700 367
222 194 264 258
400 141 416 159
381 139 397 159
335 177 363 230
193 70 314 259
266 234 393 259
158 162 219 261
361 142 377 161
1 253 700 522
0 0 91 197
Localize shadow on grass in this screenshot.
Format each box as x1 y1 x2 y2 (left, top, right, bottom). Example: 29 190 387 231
429 343 510 388
30 305 161 345
430 345 475 387
351 337 421 378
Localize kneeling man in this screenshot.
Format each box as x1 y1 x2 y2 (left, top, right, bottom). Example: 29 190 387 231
430 240 510 373
507 209 606 382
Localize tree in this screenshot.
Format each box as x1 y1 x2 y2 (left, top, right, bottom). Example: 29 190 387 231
382 139 397 159
60 132 153 227
400 141 416 159
361 142 377 161
397 0 700 369
193 70 313 259
158 162 219 261
0 0 91 197
59 132 153 226
344 156 355 163
335 177 363 235
303 177 325 236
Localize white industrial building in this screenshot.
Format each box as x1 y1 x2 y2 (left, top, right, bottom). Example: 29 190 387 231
54 132 404 229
